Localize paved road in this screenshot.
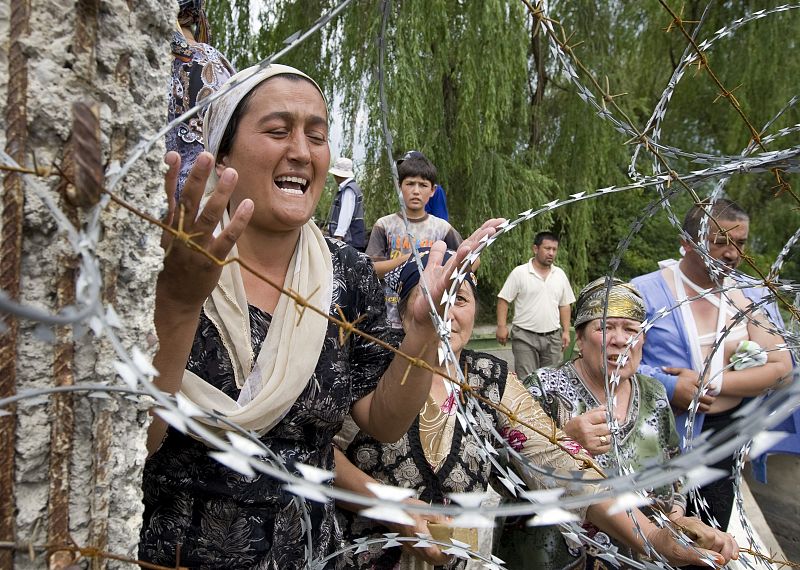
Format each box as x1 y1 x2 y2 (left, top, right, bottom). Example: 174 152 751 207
745 455 800 558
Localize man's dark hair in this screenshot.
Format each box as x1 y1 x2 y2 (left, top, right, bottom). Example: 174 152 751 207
682 198 749 240
397 156 437 186
534 231 559 246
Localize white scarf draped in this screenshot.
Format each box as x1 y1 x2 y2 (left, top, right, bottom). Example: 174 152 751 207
180 218 333 435
667 260 729 396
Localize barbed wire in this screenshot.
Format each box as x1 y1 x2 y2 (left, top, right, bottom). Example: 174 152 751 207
3 12 796 568
368 0 800 564
522 2 799 566
1 0 799 568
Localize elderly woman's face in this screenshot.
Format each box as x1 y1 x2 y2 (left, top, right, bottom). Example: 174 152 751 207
575 317 643 384
221 77 330 233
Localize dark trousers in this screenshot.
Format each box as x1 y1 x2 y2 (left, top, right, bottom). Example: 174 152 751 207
681 400 744 570
688 404 741 531
682 405 741 570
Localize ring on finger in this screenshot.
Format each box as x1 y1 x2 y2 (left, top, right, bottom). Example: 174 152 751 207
599 434 608 445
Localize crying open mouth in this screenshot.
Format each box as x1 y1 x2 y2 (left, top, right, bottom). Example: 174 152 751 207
275 175 309 195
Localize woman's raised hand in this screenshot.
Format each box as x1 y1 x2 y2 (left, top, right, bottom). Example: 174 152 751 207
456 217 507 263
406 218 505 330
562 406 612 455
158 151 253 312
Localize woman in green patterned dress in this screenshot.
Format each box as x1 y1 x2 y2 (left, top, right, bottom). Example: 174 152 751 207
517 277 704 568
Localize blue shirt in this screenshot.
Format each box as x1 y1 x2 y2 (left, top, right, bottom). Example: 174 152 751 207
424 185 449 221
632 266 798 461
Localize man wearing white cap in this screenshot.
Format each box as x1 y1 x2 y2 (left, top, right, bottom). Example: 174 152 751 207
328 157 367 251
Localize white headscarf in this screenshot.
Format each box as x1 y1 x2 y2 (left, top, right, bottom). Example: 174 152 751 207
180 64 333 436
202 63 326 158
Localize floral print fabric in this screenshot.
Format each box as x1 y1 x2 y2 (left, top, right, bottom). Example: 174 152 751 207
168 31 235 198
528 362 683 509
140 241 397 569
339 350 507 570
525 362 685 566
339 352 598 570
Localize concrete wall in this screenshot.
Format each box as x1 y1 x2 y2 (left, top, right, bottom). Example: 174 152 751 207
1 1 173 567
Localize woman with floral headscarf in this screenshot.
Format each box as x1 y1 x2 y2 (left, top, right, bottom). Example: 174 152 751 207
141 61 503 569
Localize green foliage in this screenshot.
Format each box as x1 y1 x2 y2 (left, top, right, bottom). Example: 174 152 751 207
206 0 255 67
207 0 800 309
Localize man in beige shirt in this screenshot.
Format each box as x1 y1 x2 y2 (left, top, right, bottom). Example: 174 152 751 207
496 232 575 378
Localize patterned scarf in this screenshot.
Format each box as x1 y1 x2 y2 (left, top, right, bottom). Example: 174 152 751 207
178 0 211 44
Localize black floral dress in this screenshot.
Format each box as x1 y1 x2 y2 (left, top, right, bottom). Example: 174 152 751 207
140 241 397 569
167 31 234 199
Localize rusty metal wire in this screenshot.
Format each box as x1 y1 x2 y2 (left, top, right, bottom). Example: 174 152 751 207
1 1 800 569
0 0 31 567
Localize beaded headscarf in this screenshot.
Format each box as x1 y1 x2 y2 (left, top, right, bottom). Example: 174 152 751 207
573 277 646 329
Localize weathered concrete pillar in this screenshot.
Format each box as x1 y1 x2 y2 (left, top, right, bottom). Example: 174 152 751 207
0 1 173 567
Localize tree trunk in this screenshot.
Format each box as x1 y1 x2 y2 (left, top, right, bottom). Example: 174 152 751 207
529 18 547 148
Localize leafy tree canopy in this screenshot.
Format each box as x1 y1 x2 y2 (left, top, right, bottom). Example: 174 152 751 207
207 0 800 308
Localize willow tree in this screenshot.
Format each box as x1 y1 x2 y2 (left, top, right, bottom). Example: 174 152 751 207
208 0 800 296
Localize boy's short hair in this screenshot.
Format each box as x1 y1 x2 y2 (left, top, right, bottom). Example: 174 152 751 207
397 154 437 186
